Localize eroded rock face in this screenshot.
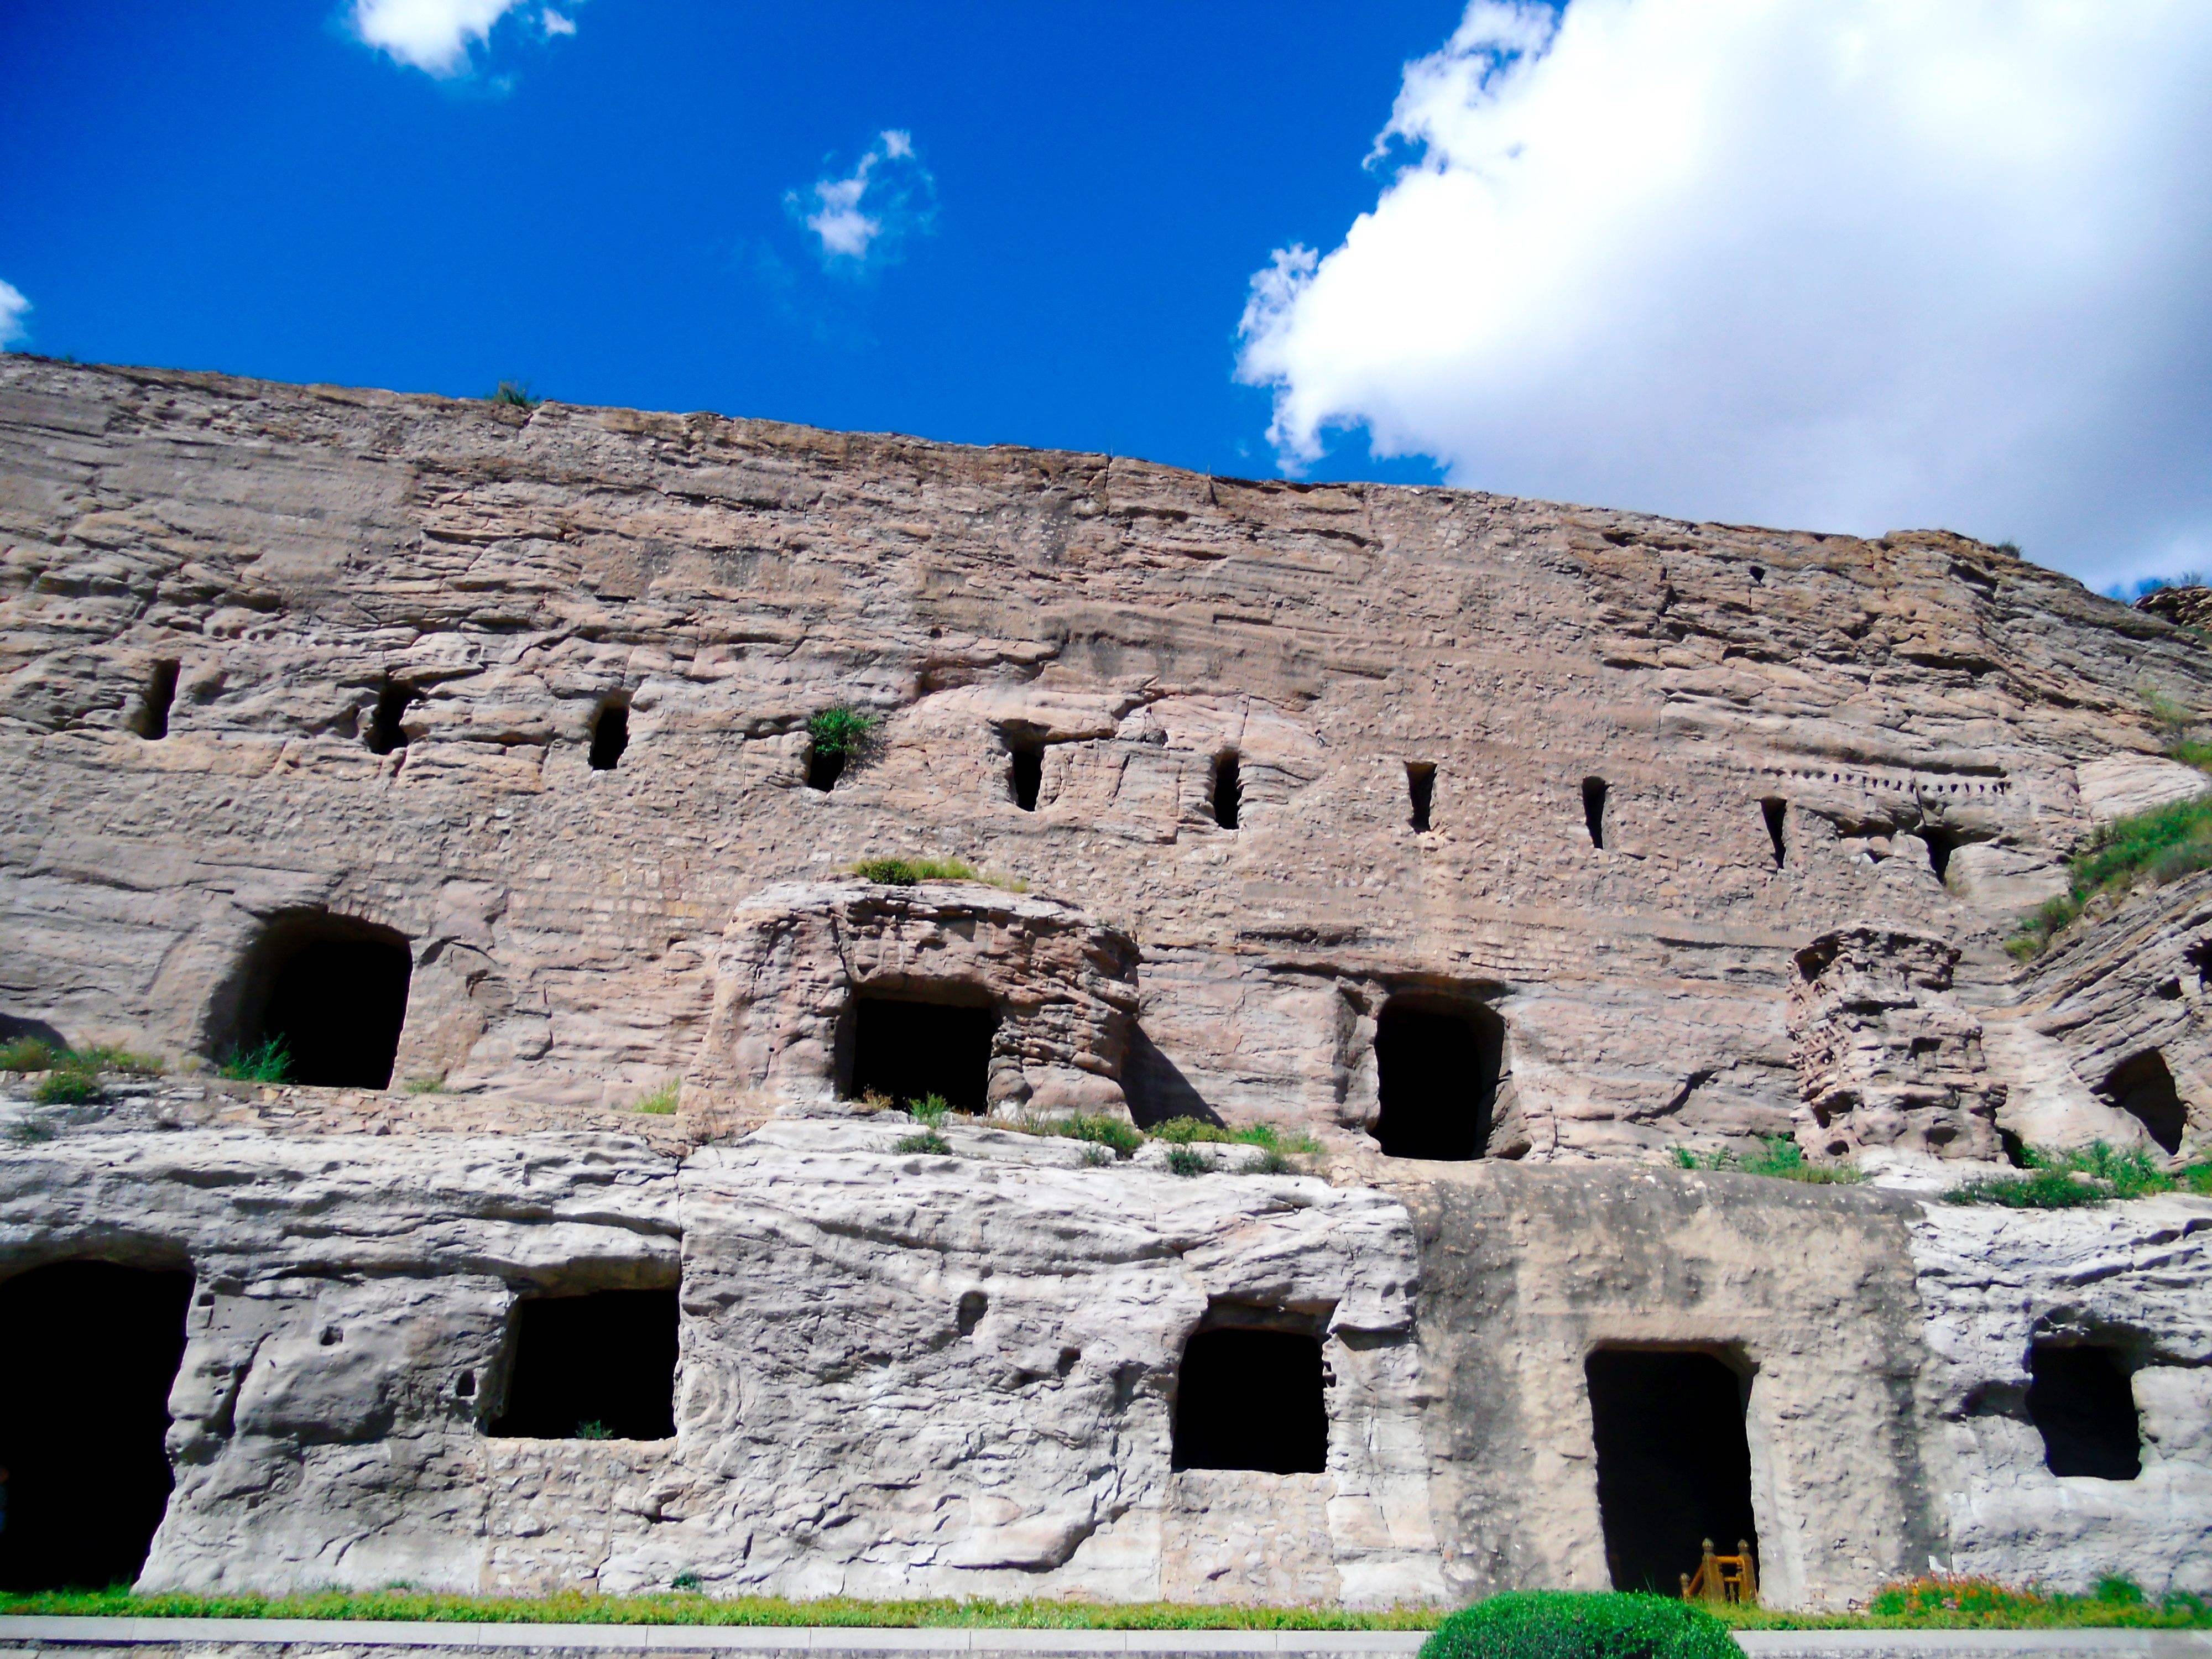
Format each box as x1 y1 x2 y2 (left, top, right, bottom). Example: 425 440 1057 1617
1788 926 2005 1160
5 358 2211 1157
700 880 1139 1118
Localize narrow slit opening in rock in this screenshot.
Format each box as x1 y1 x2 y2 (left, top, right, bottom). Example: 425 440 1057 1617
1212 752 1241 830
588 698 629 771
1760 798 1787 868
1585 1348 1759 1595
847 992 998 1113
1373 996 1502 1161
1406 762 1436 832
806 742 846 792
1172 1326 1326 1474
132 660 179 741
2027 1344 2140 1480
231 914 414 1088
486 1288 679 1441
367 680 419 755
1923 823 1959 881
1583 776 1608 848
1009 741 1044 811
0 1262 192 1592
2099 1049 2185 1154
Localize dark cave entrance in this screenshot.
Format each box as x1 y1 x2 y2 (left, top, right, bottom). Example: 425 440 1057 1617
1585 1348 1760 1595
1407 762 1436 832
486 1288 679 1441
1761 799 1787 869
1212 753 1241 830
131 660 179 741
1373 996 1503 1161
0 1261 193 1592
588 698 629 770
2027 1344 2140 1480
2100 1050 2186 1154
1172 1326 1327 1474
1009 739 1045 811
1583 776 1609 848
1922 823 1960 882
847 992 998 1112
230 914 413 1088
366 679 418 755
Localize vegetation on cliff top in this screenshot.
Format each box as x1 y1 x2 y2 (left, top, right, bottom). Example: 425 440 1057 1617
2006 791 2212 960
1944 1141 2212 1207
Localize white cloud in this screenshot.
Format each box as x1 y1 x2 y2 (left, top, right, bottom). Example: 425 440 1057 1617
1237 0 2212 587
0 280 29 349
541 9 576 38
789 131 936 267
350 0 529 76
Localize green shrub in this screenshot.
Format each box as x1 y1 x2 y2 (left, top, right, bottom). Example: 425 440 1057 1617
0 1037 58 1072
404 1073 447 1095
1422 1592 1737 1659
1015 1113 1144 1157
909 1093 952 1128
808 705 877 760
1165 1146 1207 1177
6 1118 59 1145
217 1037 291 1084
1946 1141 2206 1207
894 1131 952 1155
1151 1116 1231 1145
2010 794 2212 958
490 380 539 409
634 1079 680 1115
1671 1136 1859 1183
574 1420 612 1441
851 855 1021 889
33 1067 97 1105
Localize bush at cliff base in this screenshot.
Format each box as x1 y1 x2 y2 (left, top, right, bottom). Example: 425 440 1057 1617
1420 1593 1738 1659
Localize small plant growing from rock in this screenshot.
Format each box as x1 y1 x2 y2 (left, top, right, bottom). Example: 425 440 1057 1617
404 1073 447 1095
1944 1141 2212 1207
894 1092 953 1154
0 1037 58 1072
634 1079 681 1115
1671 1135 1860 1185
489 380 539 410
1165 1145 1208 1177
851 855 1025 890
574 1420 613 1441
217 1037 291 1084
33 1066 98 1106
670 1571 703 1593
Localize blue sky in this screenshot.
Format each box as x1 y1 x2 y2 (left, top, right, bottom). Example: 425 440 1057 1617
0 1 1457 486
4 3 2210 586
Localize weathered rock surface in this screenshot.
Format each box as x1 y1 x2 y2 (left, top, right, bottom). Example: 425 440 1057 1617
4 358 2211 1158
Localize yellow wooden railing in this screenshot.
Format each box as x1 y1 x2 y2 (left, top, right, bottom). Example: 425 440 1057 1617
1681 1538 1759 1605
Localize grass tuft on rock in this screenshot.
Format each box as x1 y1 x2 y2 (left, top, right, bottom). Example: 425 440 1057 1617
217 1037 291 1083
634 1079 681 1115
851 855 1025 890
2008 793 2212 959
1671 1136 1860 1184
1944 1141 2212 1207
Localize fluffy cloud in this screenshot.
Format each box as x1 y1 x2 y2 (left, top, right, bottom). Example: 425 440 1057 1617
349 0 559 77
790 131 936 266
0 280 29 349
1237 1 2212 587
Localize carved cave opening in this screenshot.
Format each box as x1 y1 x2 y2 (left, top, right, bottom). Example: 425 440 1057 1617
131 660 179 741
1583 776 1609 848
2100 1050 2186 1154
366 679 418 755
806 738 844 791
2027 1344 2140 1480
231 915 413 1088
1761 798 1787 868
1212 752 1241 830
588 698 629 771
1374 995 1503 1161
0 1261 193 1592
487 1288 679 1441
848 992 999 1112
1922 823 1959 881
1172 1326 1327 1474
1585 1348 1760 1596
1009 740 1044 811
1407 761 1436 832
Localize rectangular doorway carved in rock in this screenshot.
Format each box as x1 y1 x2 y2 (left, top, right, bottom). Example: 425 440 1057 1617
1172 1326 1327 1474
0 1261 193 1591
1374 996 1503 1160
486 1288 679 1441
848 993 998 1112
1585 1348 1759 1595
2027 1344 2140 1480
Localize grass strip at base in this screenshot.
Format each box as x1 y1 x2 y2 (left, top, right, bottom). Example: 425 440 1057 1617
0 1590 1437 1629
2 1586 2206 1630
